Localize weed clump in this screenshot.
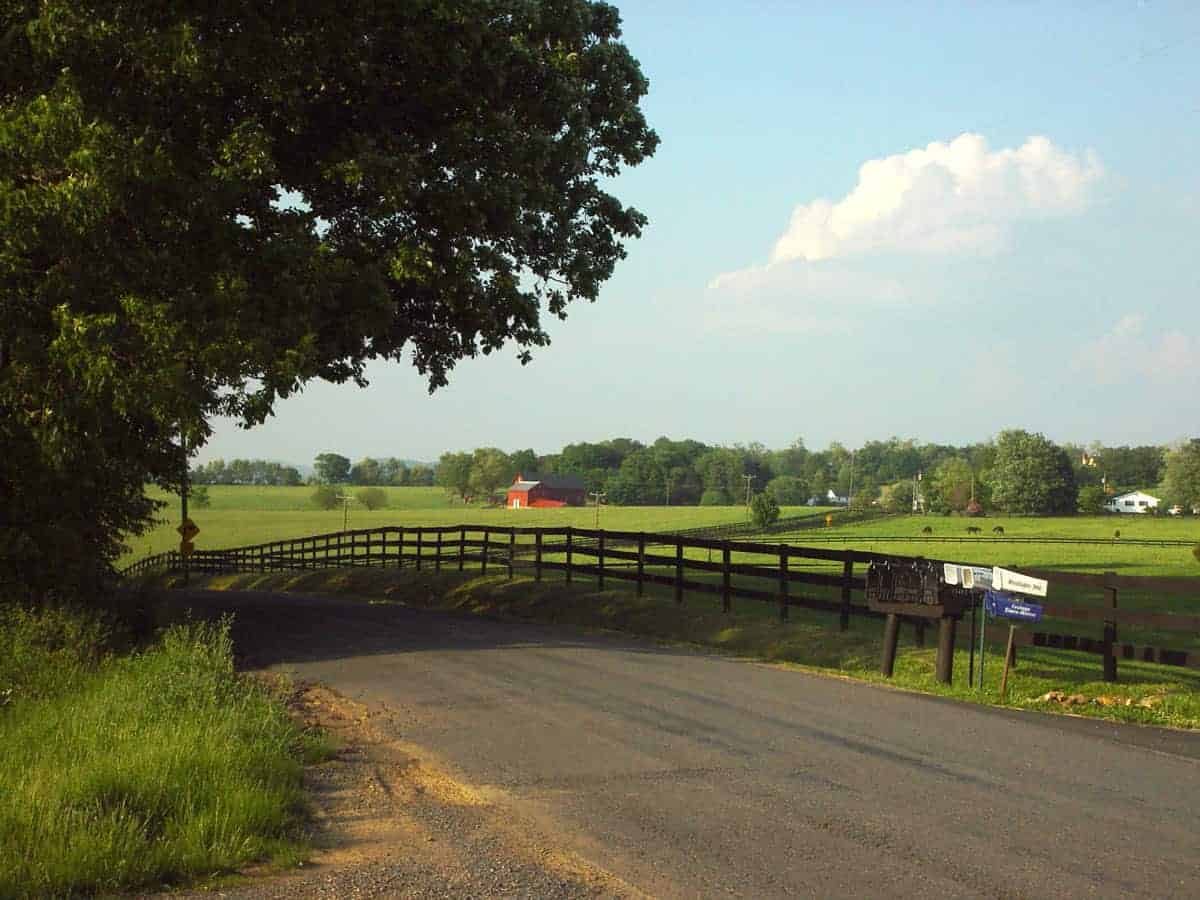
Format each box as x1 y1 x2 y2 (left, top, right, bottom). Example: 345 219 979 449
0 611 325 898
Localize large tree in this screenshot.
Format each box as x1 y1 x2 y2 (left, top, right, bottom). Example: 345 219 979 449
986 430 1077 515
0 1 657 598
1162 440 1200 513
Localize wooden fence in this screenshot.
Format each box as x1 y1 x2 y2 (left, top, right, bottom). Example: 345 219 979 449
120 524 1200 681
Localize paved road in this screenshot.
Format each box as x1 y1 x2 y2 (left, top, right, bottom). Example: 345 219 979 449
181 590 1199 898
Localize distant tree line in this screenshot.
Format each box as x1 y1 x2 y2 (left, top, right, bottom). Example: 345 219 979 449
311 453 435 487
191 459 303 486
202 434 1199 518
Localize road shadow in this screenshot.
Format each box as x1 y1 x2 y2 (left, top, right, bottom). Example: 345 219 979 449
156 588 710 670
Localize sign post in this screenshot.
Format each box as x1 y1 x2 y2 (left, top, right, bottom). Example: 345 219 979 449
980 576 1046 693
177 517 200 583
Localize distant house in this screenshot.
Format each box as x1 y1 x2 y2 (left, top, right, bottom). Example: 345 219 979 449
808 489 847 507
506 473 587 509
1104 490 1160 514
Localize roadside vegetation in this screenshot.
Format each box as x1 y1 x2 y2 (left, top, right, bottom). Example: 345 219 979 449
0 604 330 899
163 568 1200 730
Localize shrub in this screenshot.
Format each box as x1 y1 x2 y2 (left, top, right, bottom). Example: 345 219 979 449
0 604 114 704
750 493 780 529
356 487 387 510
699 488 731 506
190 485 211 508
310 484 340 509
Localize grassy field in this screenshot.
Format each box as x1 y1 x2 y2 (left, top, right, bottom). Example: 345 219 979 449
766 513 1200 578
168 567 1200 730
123 485 814 565
0 604 331 898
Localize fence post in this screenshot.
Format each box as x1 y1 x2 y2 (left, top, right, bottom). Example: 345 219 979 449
459 527 466 572
722 542 731 614
435 529 443 572
881 613 900 676
481 529 489 574
839 558 854 631
935 615 956 684
675 540 684 604
565 527 573 583
397 527 405 569
1103 570 1119 682
535 530 543 582
597 531 605 590
778 545 789 621
259 544 265 574
636 533 645 597
508 528 515 580
415 527 422 570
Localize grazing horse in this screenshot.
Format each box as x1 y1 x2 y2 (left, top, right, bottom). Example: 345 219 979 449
966 526 982 535
992 525 1005 535
921 526 933 536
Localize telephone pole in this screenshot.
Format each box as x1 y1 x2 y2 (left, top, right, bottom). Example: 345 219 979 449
743 474 756 510
590 490 607 527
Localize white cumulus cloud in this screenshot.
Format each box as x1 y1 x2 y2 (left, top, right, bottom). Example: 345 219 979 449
770 133 1103 263
1073 314 1199 385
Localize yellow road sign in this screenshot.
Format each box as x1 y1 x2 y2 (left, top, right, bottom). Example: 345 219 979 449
177 518 200 541
180 540 195 557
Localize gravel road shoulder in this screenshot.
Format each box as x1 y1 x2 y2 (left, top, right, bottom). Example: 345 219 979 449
151 680 646 900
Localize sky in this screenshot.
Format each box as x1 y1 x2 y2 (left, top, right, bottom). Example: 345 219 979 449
197 0 1200 466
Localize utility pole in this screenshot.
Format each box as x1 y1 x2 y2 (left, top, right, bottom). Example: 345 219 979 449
340 493 352 531
590 490 607 527
743 474 756 510
180 431 189 586
848 450 855 508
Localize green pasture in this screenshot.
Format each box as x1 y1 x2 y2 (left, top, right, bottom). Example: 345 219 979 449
123 485 813 565
766 513 1200 578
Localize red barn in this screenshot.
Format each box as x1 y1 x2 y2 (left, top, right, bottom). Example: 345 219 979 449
506 473 587 509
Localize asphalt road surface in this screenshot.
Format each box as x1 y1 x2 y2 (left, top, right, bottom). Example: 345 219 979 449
179 590 1199 898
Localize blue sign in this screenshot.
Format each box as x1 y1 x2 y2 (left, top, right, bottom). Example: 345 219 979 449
984 590 1043 622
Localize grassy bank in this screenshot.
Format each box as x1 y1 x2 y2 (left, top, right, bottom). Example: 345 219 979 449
162 567 1200 731
0 604 330 899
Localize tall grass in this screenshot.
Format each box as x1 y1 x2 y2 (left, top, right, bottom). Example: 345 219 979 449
0 609 327 898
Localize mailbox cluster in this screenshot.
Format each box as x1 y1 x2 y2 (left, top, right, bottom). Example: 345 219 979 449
864 559 973 618
865 557 972 683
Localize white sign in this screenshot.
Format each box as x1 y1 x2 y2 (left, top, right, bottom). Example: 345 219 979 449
943 564 994 590
992 566 1048 598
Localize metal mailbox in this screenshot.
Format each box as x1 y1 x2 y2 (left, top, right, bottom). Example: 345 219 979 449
865 558 972 618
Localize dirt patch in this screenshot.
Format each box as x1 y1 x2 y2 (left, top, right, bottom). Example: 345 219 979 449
154 680 648 899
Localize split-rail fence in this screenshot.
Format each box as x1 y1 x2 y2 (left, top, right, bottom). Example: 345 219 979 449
122 523 1200 683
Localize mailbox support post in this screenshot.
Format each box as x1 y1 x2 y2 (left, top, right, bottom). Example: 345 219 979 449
880 614 901 677
935 616 957 684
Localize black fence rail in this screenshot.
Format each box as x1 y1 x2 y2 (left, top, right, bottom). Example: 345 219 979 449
770 534 1198 548
121 524 1200 682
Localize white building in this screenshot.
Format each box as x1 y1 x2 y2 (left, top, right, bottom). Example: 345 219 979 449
1104 490 1160 514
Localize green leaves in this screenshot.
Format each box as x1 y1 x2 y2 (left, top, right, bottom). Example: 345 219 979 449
1 1 656 599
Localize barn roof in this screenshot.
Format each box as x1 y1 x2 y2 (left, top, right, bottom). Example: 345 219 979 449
511 472 586 491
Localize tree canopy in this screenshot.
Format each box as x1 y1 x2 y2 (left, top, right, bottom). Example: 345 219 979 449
0 1 657 598
1162 441 1200 512
986 430 1077 515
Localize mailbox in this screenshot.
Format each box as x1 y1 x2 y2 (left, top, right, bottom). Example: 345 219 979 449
865 558 971 618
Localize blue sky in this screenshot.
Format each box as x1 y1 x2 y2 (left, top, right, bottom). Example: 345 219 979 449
198 1 1200 465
